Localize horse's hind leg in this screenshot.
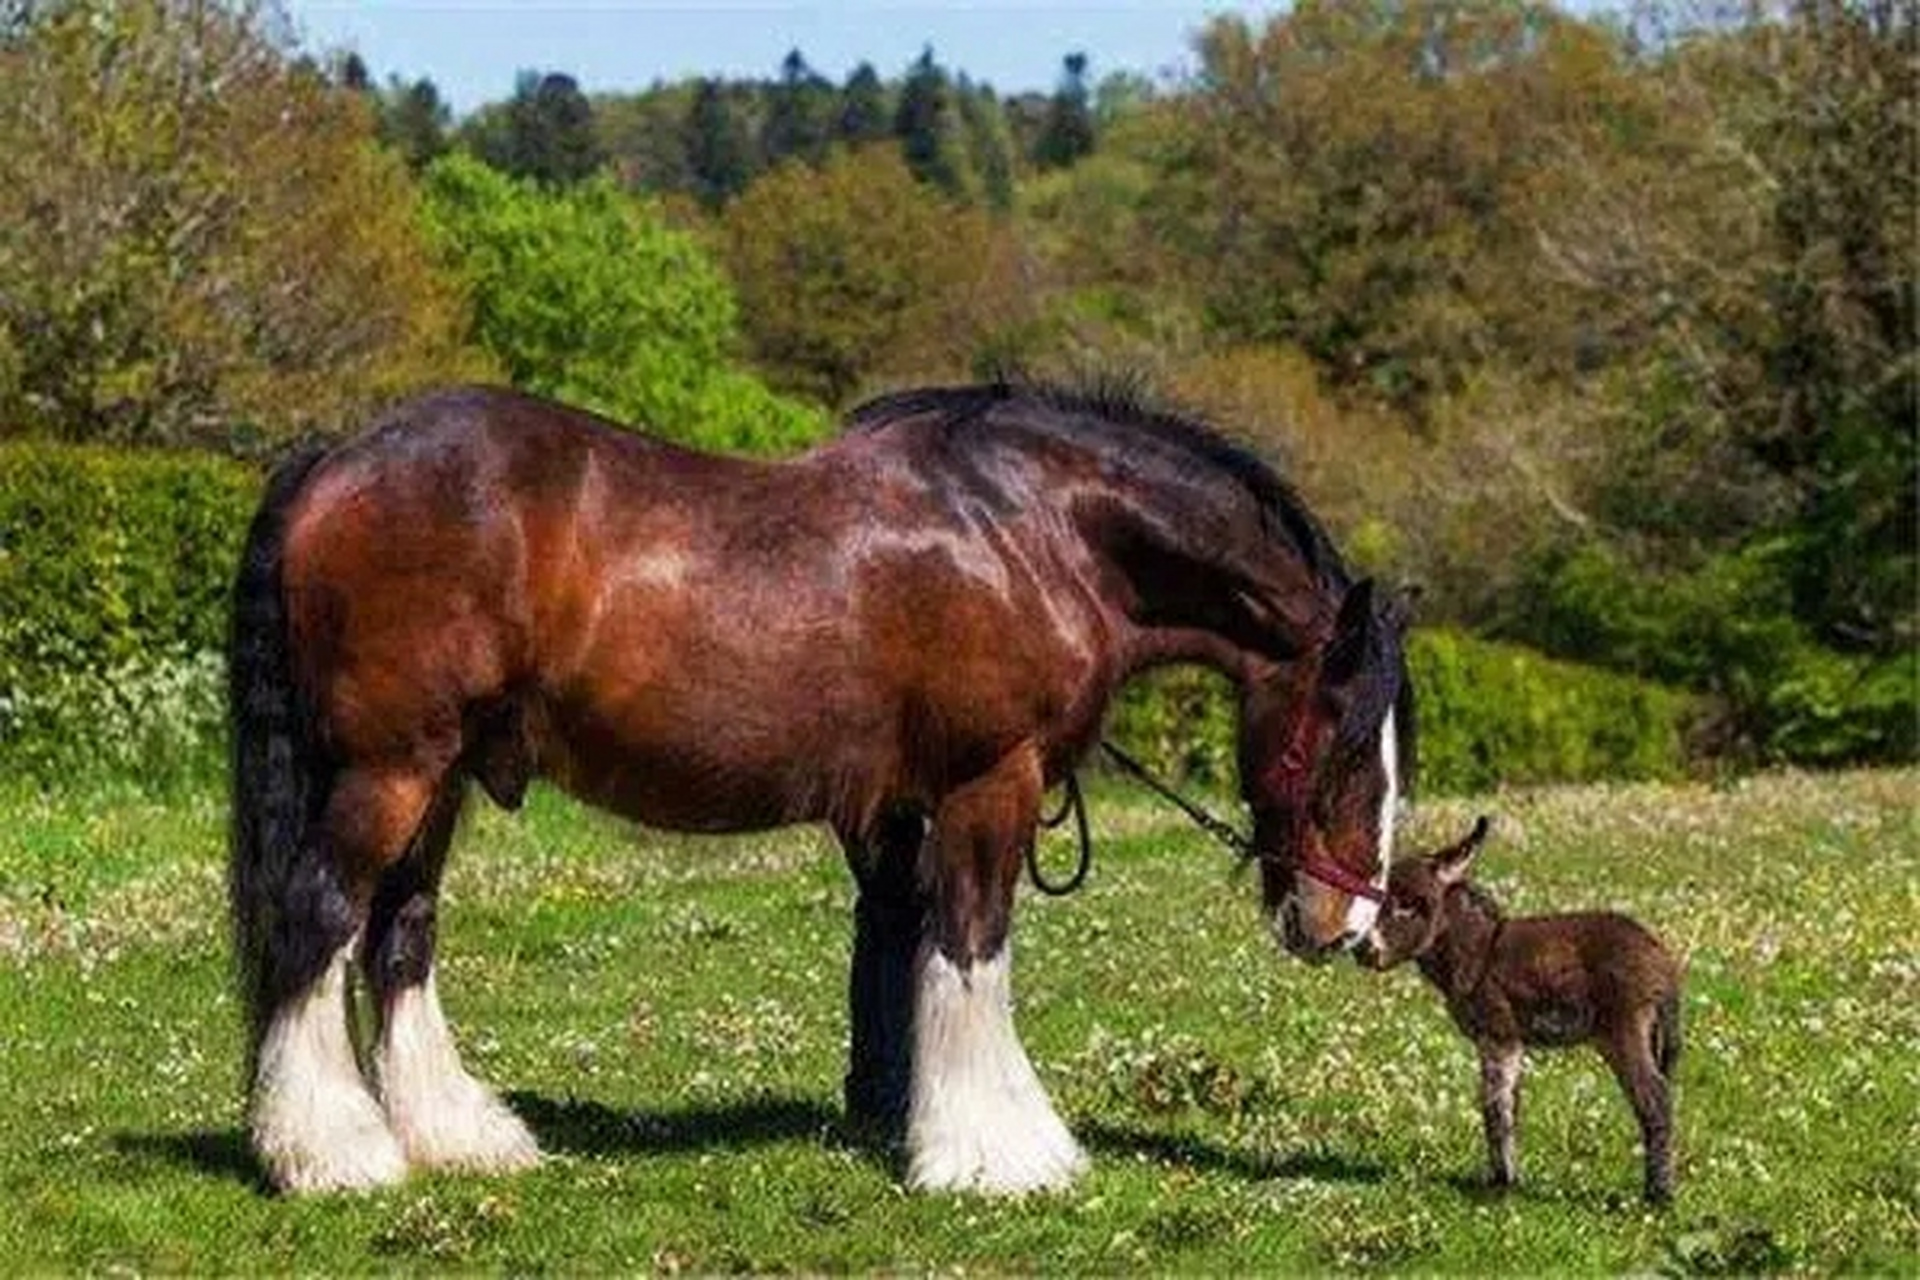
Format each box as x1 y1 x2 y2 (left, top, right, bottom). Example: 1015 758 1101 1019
907 748 1087 1194
364 773 539 1175
248 767 434 1193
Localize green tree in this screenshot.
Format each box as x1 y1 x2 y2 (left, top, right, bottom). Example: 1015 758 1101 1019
1032 51 1096 170
893 46 969 197
761 48 834 166
471 69 602 185
684 77 754 207
720 147 1025 404
838 61 890 145
376 75 452 171
0 0 478 450
419 154 822 452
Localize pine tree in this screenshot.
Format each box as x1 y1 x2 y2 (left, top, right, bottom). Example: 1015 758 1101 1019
837 61 889 146
1032 51 1096 170
762 48 833 166
892 46 966 197
474 70 602 186
684 77 753 207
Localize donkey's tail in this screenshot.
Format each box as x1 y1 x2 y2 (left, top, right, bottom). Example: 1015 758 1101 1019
1653 988 1684 1080
227 444 331 1061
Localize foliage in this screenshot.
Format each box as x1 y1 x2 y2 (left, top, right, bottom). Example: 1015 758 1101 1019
418 153 825 452
1032 51 1097 171
0 443 256 787
719 147 1031 405
1 769 1913 1270
1530 1 1916 663
463 70 603 186
892 46 970 198
682 78 755 208
0 0 482 451
1510 540 1917 767
1108 629 1693 797
761 49 836 168
1149 0 1626 413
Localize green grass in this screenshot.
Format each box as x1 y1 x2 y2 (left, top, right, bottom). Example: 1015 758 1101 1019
1 769 1915 1272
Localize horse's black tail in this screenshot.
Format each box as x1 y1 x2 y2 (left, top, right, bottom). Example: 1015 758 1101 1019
228 444 333 1063
1654 988 1683 1081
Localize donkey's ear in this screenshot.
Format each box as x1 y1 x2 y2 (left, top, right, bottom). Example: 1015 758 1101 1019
1435 815 1491 884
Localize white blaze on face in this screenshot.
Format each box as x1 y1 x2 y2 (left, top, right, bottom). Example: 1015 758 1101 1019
1340 707 1399 943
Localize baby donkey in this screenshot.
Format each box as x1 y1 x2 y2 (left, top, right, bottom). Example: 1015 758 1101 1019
1359 817 1683 1203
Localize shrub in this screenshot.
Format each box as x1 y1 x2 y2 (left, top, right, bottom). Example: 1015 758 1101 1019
0 444 258 788
1510 541 1915 766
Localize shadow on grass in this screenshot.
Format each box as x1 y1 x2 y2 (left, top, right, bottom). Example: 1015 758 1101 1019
508 1091 877 1163
111 1129 267 1191
1080 1120 1387 1184
1082 1128 1382 1189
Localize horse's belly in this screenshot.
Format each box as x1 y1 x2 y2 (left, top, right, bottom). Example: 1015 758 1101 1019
530 687 877 835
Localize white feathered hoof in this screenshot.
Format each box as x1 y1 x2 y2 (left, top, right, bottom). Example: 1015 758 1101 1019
378 972 542 1175
250 944 409 1194
905 948 1089 1195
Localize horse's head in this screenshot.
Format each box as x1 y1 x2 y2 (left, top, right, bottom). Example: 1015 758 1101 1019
1239 579 1414 963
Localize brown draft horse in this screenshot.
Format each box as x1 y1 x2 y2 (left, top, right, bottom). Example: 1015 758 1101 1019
228 381 1414 1195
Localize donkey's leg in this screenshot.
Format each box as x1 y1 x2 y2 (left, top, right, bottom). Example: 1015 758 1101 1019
1603 1016 1674 1204
249 767 432 1194
1478 1042 1523 1189
907 748 1086 1195
365 777 539 1175
842 808 928 1138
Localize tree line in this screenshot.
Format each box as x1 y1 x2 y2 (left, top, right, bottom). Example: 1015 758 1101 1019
0 0 1911 768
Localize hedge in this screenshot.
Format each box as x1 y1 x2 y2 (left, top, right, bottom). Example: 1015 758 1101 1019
0 444 258 786
1108 629 1693 797
1 442 1694 795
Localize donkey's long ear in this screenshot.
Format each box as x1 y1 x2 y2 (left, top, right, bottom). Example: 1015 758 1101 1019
1434 815 1492 885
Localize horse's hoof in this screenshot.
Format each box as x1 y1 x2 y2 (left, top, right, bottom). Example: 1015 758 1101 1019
254 1091 409 1195
906 1123 1089 1196
389 1073 542 1175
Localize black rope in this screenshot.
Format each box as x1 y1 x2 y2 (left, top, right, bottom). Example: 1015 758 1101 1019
1027 742 1257 896
1029 771 1091 895
1097 740 1254 857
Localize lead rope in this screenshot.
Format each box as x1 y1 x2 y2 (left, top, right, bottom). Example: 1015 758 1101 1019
1027 741 1255 896
1029 771 1091 895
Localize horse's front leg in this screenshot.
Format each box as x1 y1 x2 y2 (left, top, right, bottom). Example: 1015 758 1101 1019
907 746 1087 1195
842 808 929 1139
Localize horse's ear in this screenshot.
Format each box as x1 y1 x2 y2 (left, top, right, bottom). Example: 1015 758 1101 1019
1383 583 1421 637
1435 815 1491 884
1321 579 1377 689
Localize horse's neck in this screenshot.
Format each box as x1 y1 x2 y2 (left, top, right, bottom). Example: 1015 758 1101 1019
1091 496 1329 684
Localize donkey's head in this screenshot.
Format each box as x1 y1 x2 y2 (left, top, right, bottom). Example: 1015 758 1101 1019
1239 580 1416 963
1356 815 1492 970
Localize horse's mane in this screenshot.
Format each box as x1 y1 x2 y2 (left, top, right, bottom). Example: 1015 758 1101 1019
845 378 1349 591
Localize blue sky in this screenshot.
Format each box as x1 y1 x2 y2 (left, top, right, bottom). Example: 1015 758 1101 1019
288 2 1284 114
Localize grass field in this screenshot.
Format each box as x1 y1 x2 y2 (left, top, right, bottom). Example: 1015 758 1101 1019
1 768 1914 1272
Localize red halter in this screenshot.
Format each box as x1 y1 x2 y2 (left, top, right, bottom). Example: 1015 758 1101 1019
1295 853 1387 903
